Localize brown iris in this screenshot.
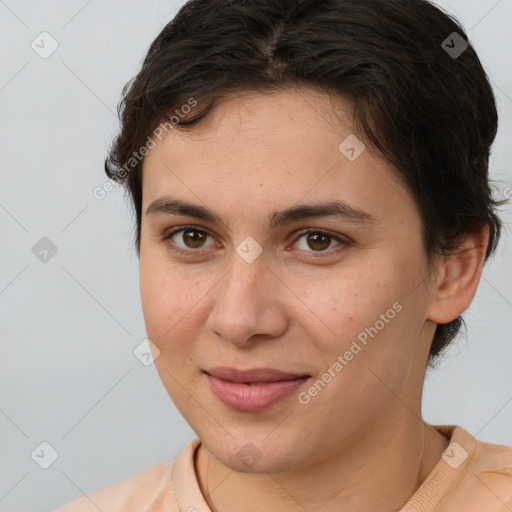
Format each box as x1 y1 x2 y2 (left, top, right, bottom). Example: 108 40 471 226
182 229 207 248
306 232 331 251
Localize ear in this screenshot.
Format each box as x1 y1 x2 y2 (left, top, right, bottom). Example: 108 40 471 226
426 225 490 324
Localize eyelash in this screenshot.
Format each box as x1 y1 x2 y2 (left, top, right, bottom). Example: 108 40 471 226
161 225 351 258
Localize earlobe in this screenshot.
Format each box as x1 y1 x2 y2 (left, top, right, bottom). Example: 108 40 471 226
426 225 490 324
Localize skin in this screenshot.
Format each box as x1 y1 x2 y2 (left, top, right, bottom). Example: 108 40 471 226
139 86 489 512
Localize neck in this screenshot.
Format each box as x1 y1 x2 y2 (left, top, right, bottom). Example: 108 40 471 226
194 416 450 512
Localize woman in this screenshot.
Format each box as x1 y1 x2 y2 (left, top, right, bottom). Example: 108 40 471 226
55 0 512 510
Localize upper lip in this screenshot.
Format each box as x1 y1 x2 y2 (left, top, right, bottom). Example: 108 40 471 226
205 367 310 383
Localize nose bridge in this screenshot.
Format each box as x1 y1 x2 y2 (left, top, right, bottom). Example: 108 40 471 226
221 251 269 309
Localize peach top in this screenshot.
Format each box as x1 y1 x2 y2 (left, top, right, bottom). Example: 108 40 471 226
54 424 512 511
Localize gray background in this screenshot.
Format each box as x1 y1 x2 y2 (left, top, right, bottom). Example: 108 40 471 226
0 1 511 510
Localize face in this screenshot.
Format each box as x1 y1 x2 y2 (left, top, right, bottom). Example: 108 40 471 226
139 87 439 474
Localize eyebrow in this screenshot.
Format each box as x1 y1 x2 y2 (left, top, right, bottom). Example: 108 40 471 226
144 197 379 228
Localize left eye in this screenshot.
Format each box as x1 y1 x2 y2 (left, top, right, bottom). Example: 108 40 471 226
294 230 344 252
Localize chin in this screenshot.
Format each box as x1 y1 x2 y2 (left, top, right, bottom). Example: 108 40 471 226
199 426 315 475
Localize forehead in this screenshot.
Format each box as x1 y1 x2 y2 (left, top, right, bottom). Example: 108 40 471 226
159 87 353 147
144 87 355 167
141 88 418 224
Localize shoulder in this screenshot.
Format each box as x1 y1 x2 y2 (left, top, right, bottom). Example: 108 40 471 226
470 435 512 496
53 457 179 511
404 425 512 511
448 427 512 509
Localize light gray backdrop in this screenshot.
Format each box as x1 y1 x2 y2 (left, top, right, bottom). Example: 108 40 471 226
1 1 511 510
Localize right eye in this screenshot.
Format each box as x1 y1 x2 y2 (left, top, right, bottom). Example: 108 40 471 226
162 225 222 255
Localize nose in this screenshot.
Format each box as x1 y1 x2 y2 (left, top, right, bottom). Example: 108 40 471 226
206 254 289 348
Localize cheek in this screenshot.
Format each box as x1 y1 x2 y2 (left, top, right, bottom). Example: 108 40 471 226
140 260 186 340
139 256 215 353
299 270 398 345
299 268 416 386
140 261 203 400
297 277 415 427
316 275 424 400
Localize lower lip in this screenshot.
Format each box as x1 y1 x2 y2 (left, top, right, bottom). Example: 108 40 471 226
206 373 310 412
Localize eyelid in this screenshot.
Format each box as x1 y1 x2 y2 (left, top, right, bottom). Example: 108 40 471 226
162 225 351 256
295 227 352 244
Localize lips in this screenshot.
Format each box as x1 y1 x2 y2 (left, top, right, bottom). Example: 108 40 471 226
204 367 311 412
204 366 310 383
